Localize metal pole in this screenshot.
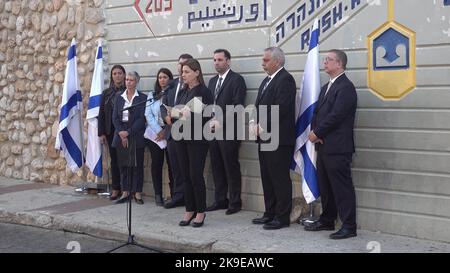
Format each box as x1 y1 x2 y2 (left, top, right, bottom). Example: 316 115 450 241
298 201 319 226
75 108 87 194
98 144 111 197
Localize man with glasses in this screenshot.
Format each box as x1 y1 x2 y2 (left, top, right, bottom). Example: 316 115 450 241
305 49 358 239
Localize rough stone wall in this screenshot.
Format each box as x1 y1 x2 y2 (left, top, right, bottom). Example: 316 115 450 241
0 0 106 185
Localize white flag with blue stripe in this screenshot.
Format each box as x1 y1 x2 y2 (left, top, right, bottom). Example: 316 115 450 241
291 19 321 204
55 38 84 172
86 41 104 177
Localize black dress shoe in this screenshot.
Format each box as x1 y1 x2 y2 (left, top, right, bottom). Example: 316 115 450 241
304 221 335 231
164 199 184 209
225 207 241 215
192 214 206 228
263 219 290 230
252 216 273 225
205 201 228 211
155 194 164 206
179 213 196 226
329 228 357 239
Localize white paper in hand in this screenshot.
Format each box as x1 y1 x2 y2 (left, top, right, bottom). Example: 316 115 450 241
186 97 205 114
144 127 167 149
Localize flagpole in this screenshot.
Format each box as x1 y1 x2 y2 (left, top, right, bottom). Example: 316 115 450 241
75 88 88 193
291 18 322 225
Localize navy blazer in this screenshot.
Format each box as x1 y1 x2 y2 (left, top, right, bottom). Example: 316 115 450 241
112 91 147 149
208 70 247 139
311 73 357 154
254 68 296 146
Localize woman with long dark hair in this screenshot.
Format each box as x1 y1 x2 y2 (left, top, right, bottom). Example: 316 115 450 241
174 59 213 227
98 65 126 200
145 68 174 206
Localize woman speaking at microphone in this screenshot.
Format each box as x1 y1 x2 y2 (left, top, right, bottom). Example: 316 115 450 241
112 71 147 205
174 59 213 228
144 68 174 206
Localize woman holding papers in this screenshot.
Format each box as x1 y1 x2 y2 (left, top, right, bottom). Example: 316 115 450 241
175 59 213 228
112 71 147 205
144 68 174 206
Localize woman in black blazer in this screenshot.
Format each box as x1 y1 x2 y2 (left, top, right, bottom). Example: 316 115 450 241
98 65 126 200
173 59 213 227
112 71 147 205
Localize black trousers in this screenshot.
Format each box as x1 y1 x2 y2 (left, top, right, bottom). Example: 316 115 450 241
175 141 208 213
106 134 121 191
146 140 172 196
258 145 293 224
316 152 357 230
209 140 242 209
120 147 145 193
166 138 184 201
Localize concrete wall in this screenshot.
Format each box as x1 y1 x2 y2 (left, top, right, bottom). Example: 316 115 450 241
105 0 450 243
1 0 449 243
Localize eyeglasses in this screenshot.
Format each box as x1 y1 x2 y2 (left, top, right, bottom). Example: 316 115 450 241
323 57 337 63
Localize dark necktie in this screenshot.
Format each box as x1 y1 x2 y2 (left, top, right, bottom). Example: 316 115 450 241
260 76 271 97
214 77 223 98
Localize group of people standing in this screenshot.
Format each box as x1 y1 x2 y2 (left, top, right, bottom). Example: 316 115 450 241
97 47 358 239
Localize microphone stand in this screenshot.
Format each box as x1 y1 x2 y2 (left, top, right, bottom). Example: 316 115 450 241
107 90 163 253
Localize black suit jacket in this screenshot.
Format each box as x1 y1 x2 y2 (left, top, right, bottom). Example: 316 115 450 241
208 70 247 139
98 85 125 137
311 73 357 154
112 91 147 149
175 84 213 143
254 68 296 146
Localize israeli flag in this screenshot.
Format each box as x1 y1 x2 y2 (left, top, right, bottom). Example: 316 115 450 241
291 19 321 204
55 38 84 172
86 41 104 177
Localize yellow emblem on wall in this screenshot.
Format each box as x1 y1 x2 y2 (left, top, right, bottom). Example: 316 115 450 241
367 0 416 100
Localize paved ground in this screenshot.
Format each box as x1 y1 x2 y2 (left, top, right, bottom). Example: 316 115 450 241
0 222 158 253
1 177 450 253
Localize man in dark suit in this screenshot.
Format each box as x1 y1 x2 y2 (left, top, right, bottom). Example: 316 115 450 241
250 47 296 230
305 49 358 239
206 49 247 215
160 53 193 208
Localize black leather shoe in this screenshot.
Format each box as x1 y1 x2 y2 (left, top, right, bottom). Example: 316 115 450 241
205 201 228 211
179 213 196 226
304 221 335 231
155 194 164 206
225 207 241 215
263 219 290 230
192 214 206 228
164 199 184 209
252 216 273 225
329 228 357 239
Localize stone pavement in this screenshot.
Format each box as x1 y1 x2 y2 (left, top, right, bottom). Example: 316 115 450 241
1 177 450 253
